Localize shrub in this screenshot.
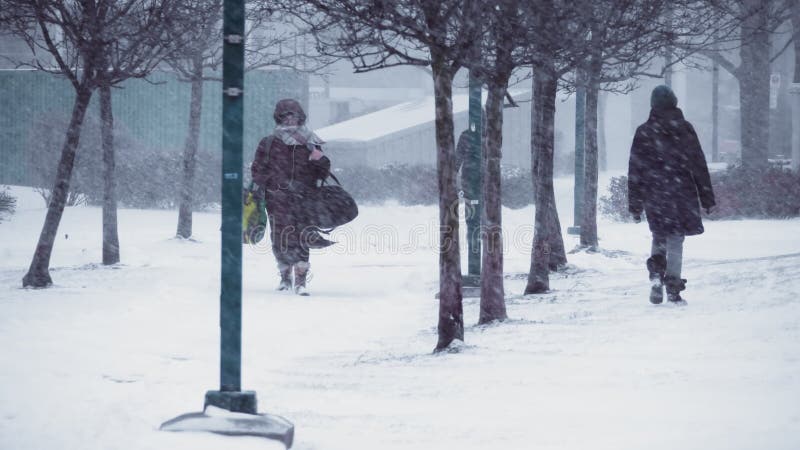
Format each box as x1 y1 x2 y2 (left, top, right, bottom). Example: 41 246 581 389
332 164 538 209
709 165 800 219
0 188 16 223
599 166 800 221
26 110 221 210
599 175 635 222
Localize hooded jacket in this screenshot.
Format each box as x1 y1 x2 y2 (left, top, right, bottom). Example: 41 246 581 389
628 107 715 236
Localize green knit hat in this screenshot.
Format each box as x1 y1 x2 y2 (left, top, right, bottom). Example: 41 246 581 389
650 85 678 110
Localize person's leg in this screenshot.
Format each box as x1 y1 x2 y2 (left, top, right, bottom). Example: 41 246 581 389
665 234 685 280
646 233 667 304
267 196 296 291
650 233 666 258
665 234 687 303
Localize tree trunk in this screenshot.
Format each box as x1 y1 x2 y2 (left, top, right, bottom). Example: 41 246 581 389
598 90 607 171
23 87 93 287
738 0 771 170
176 55 205 239
479 81 508 324
100 85 120 265
530 69 567 271
795 1 800 84
712 57 720 163
792 2 800 172
546 190 567 270
431 57 463 352
525 67 559 294
580 76 600 249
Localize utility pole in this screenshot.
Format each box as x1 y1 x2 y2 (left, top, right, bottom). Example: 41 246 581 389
161 0 294 445
568 68 586 236
464 69 483 288
712 59 720 163
792 6 800 172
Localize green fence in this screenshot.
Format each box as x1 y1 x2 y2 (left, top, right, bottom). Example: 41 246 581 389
0 69 308 186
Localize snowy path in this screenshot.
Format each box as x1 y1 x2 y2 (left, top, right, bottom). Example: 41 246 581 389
1 185 799 450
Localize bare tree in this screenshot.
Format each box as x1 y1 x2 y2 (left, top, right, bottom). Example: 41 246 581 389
680 0 795 170
573 0 669 249
2 0 183 286
168 0 223 240
276 0 481 351
795 2 800 85
524 1 591 294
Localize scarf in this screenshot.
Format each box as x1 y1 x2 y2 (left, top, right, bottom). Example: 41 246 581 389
274 125 325 148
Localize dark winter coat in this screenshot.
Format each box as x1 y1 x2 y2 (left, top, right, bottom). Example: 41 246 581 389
628 107 715 236
251 135 331 266
251 136 331 194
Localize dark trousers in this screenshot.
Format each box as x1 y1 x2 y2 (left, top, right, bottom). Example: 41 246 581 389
266 191 310 268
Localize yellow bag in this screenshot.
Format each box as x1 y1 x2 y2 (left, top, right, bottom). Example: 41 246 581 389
242 191 267 244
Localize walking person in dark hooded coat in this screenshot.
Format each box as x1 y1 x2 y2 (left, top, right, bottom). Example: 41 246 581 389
251 99 333 296
628 85 716 305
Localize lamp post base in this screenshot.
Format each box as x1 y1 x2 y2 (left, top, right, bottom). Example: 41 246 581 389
160 404 294 448
204 390 257 414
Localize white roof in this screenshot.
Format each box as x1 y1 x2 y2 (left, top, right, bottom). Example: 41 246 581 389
317 90 503 142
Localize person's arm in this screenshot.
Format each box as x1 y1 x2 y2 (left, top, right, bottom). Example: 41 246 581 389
628 127 647 217
309 145 331 182
251 136 272 195
685 123 715 210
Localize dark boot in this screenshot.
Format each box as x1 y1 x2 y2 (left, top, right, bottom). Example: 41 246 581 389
277 264 292 291
665 276 687 305
294 261 310 296
646 255 666 304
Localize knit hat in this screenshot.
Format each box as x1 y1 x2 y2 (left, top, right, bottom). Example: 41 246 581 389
650 85 678 110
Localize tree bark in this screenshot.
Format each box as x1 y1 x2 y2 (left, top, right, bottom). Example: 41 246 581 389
432 56 463 352
530 69 567 271
598 90 607 171
100 85 120 265
526 67 560 294
738 0 771 170
792 1 800 172
795 1 800 84
479 81 508 324
23 87 93 287
176 55 205 239
580 76 600 249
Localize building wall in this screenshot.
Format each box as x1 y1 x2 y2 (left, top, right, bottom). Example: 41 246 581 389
0 69 307 186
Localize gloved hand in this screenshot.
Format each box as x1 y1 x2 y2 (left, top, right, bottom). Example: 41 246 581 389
705 205 715 215
632 212 642 223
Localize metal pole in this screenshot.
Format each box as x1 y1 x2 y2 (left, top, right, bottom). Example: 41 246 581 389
465 70 482 283
664 5 674 88
791 82 800 172
162 3 296 438
568 69 585 235
712 59 719 163
219 0 244 394
203 0 256 414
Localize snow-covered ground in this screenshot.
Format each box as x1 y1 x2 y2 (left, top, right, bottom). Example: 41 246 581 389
1 176 799 450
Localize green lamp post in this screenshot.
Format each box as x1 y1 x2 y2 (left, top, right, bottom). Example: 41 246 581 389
568 69 586 236
463 69 483 288
160 0 293 445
